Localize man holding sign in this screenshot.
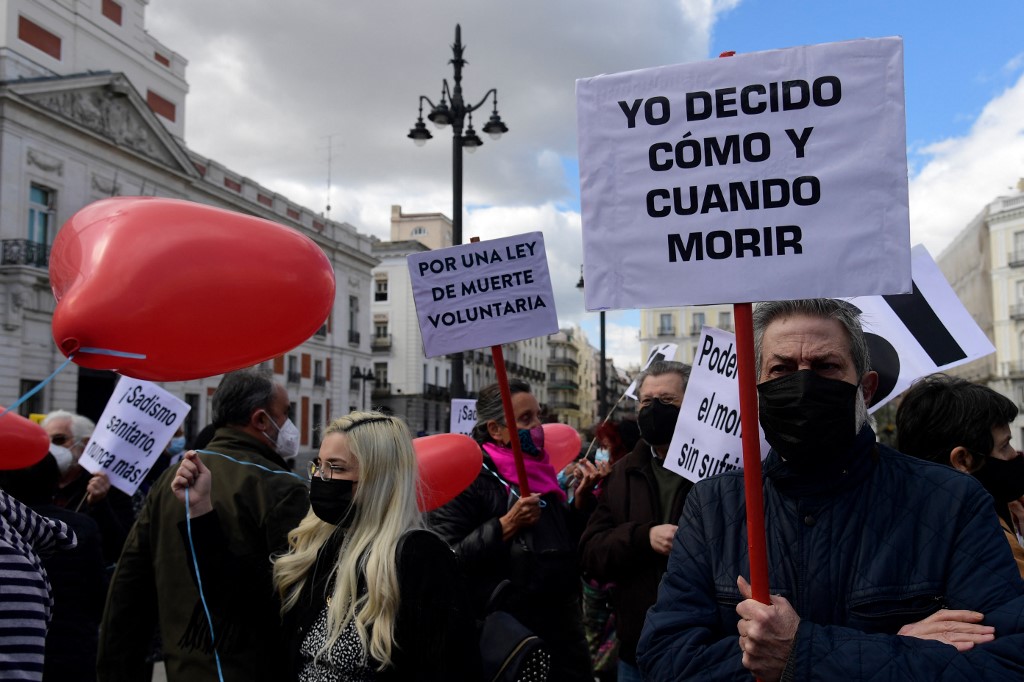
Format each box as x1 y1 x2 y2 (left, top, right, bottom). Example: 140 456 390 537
639 299 1024 680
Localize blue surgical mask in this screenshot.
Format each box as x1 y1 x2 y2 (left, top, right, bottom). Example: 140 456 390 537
166 436 186 456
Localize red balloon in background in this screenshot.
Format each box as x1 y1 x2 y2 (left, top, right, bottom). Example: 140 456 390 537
0 411 51 471
414 434 482 512
49 197 336 381
544 423 582 472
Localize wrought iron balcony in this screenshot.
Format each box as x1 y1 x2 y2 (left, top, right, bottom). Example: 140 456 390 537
548 355 579 369
1 240 49 267
372 334 392 349
286 371 301 384
657 326 676 336
372 382 392 398
313 375 326 387
348 330 361 345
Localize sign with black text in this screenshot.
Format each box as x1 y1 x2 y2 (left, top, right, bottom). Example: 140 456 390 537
79 376 190 495
625 343 680 400
450 399 477 436
408 232 559 357
577 37 911 309
664 327 769 483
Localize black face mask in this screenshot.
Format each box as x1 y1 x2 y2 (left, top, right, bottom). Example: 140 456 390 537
309 477 356 526
638 401 680 447
972 455 1024 507
757 370 859 469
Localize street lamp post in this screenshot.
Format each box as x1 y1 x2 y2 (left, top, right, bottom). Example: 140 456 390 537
576 267 608 420
408 24 508 400
352 367 375 411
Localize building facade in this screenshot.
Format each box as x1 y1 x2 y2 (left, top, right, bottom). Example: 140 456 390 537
0 0 377 460
639 304 736 366
938 180 1024 443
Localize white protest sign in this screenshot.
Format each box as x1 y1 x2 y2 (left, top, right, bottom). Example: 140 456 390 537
625 343 680 400
80 376 190 495
450 399 477 436
407 232 559 357
847 244 996 412
577 37 911 310
664 326 769 484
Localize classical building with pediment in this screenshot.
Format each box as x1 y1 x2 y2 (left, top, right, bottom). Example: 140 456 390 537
0 0 377 459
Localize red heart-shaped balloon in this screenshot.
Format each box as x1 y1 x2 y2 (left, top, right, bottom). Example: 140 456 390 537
413 433 482 511
543 423 582 472
0 410 51 471
49 198 336 381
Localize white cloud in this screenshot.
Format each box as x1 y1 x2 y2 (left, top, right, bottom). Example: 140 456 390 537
909 72 1024 256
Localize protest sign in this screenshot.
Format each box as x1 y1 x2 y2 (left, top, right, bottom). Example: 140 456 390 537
847 244 996 411
450 399 477 436
79 376 189 495
577 37 911 310
665 326 769 484
625 343 679 400
407 232 559 357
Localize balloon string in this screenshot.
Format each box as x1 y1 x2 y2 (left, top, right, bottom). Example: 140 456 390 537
184 486 225 682
182 451 304 682
0 354 76 421
78 347 147 359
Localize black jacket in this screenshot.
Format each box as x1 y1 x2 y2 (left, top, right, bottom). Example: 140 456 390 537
579 440 692 664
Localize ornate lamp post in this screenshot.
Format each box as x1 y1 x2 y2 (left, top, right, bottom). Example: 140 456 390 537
408 24 508 399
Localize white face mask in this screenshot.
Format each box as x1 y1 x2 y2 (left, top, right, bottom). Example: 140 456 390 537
50 444 75 475
264 415 300 460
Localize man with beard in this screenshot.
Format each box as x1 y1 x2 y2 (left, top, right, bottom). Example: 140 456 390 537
580 361 692 682
896 373 1024 576
638 299 1024 681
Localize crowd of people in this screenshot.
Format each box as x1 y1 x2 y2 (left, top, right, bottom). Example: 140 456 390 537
3 297 1024 681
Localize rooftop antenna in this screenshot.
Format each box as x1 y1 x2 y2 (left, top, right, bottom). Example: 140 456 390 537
323 134 342 220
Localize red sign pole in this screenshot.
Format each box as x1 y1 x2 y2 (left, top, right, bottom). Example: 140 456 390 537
491 344 531 497
734 302 770 604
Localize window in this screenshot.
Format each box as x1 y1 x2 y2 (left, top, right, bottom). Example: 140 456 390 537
17 379 43 417
348 296 360 345
312 404 323 448
101 0 123 25
28 185 54 245
18 16 61 60
718 311 732 331
692 312 705 335
146 90 177 122
375 277 388 302
658 313 673 335
375 322 388 338
411 226 427 237
374 363 388 386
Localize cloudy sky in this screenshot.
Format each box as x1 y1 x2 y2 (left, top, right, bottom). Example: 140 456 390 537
146 0 1024 367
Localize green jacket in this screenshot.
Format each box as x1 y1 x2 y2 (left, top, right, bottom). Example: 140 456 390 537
98 427 309 682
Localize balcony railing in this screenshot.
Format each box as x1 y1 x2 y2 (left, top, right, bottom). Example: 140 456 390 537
313 375 326 387
314 323 327 338
657 326 675 336
690 324 704 336
372 382 392 398
1010 250 1024 268
548 355 579 369
424 383 450 400
550 380 579 391
286 371 301 384
549 400 580 410
348 330 361 345
1 240 49 267
372 334 392 349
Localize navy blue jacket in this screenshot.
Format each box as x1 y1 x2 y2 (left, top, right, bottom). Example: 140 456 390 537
638 427 1024 680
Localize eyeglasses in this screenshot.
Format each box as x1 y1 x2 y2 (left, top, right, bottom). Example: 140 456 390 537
307 460 346 481
638 396 681 409
50 434 73 446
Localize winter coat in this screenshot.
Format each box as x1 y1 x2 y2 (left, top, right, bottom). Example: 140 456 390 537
97 428 309 682
579 439 692 664
638 427 1024 681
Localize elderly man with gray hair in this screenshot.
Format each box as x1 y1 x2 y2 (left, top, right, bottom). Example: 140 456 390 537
638 298 1024 681
580 360 692 682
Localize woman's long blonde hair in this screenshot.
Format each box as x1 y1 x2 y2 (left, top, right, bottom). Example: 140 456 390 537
272 411 422 668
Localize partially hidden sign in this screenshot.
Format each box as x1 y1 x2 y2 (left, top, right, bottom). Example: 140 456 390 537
79 376 190 495
664 326 769 484
450 399 477 436
576 37 911 310
408 232 559 357
849 244 996 412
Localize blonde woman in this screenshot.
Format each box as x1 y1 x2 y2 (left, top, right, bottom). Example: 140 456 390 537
172 412 478 680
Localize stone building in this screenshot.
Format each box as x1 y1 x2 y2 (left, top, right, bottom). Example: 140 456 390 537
0 0 376 459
